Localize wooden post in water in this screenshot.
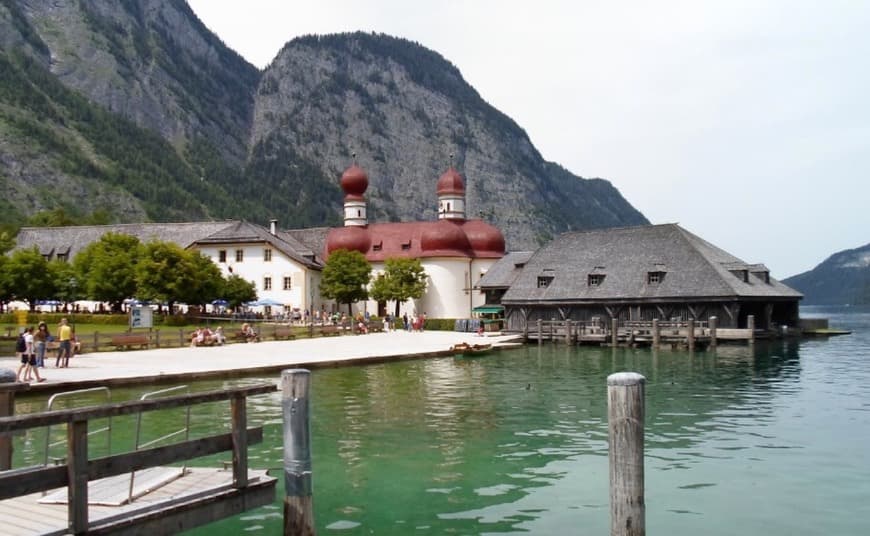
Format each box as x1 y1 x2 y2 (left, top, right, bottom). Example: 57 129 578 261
612 318 619 347
68 418 89 534
282 369 315 536
747 315 755 345
651 319 660 349
0 378 29 471
709 316 717 349
565 320 573 344
608 372 646 536
537 319 543 345
687 318 695 351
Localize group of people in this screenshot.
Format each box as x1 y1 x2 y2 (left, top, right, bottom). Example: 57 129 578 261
380 312 426 332
15 317 76 383
190 326 226 347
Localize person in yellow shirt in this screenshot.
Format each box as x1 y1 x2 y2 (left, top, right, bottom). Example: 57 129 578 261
56 318 72 368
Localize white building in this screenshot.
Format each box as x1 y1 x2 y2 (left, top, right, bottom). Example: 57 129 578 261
324 163 506 318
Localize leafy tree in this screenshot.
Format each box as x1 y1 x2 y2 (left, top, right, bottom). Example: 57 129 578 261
0 255 11 312
135 241 190 312
27 207 79 227
369 257 428 317
176 251 225 307
320 249 372 314
223 274 257 310
48 259 79 304
74 232 142 311
4 247 54 310
0 230 15 255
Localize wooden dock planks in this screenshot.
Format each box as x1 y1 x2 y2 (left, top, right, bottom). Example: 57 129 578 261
0 467 275 535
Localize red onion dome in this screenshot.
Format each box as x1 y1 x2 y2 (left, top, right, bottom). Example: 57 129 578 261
326 226 371 255
436 167 465 195
340 164 369 197
462 220 506 254
421 220 472 255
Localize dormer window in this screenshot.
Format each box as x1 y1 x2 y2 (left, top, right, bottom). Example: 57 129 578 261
588 274 605 286
537 276 553 288
753 271 771 284
647 271 665 284
730 269 749 283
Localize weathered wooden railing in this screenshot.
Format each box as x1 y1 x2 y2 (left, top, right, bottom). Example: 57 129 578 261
526 316 755 348
0 383 276 534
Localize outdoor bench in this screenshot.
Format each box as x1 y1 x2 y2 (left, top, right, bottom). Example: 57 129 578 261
273 327 296 340
110 334 149 350
319 325 341 337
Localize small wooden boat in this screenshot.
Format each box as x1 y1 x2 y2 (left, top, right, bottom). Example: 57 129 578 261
451 342 493 356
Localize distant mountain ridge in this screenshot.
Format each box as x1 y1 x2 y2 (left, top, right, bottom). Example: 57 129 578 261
0 0 648 248
783 243 870 304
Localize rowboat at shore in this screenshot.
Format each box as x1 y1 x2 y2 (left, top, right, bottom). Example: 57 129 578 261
450 342 493 356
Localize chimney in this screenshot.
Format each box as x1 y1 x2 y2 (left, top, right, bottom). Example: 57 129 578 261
269 219 278 235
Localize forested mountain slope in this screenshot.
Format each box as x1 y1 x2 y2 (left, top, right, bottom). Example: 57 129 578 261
784 243 870 305
1 0 648 249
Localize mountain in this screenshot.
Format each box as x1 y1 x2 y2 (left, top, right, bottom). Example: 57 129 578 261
783 243 870 305
0 0 648 249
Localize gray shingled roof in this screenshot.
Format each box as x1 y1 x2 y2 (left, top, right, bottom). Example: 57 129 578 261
194 221 322 269
477 251 534 289
15 222 239 260
502 224 802 304
281 227 330 260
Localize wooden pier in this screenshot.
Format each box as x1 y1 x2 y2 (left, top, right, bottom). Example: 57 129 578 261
524 316 770 349
0 384 277 535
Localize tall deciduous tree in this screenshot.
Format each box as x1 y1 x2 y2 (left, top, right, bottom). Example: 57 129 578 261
74 232 142 311
369 257 428 317
223 274 257 310
4 247 54 310
320 249 371 315
135 241 190 312
177 251 225 307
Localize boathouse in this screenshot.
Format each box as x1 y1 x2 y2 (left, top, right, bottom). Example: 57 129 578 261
491 224 802 332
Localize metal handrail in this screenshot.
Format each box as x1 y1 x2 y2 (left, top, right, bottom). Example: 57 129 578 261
43 387 112 467
129 385 191 503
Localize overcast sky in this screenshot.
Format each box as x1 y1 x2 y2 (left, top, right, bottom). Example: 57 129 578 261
187 0 869 278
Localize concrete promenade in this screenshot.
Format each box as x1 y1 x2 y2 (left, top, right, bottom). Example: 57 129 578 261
0 330 522 393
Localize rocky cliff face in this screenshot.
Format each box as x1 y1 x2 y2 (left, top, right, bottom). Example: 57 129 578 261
784 244 870 305
1 1 647 249
253 33 647 249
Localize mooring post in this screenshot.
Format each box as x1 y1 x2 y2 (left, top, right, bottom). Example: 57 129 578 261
608 372 646 536
709 316 717 349
537 319 543 345
687 318 695 351
612 318 619 347
747 315 755 345
565 319 572 344
651 319 660 349
0 373 29 471
282 369 315 536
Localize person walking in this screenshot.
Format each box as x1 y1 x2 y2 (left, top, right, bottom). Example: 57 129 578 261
56 317 72 368
34 322 48 368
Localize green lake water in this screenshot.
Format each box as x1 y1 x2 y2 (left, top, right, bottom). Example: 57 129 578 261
11 305 870 535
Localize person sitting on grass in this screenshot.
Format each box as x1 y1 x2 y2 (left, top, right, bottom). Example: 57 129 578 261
241 323 259 342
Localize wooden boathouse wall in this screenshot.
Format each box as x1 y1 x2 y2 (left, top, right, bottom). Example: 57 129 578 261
503 299 800 334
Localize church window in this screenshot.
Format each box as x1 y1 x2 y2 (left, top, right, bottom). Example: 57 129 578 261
218 250 227 263
283 276 292 290
263 277 272 290
235 249 244 262
264 248 272 262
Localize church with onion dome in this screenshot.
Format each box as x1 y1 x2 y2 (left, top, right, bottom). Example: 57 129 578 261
324 161 507 318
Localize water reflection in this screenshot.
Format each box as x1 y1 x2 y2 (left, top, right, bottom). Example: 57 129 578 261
10 316 870 535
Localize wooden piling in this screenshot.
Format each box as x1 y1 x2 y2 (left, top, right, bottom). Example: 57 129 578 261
747 315 755 345
611 318 619 347
709 316 717 349
0 380 29 471
651 319 660 349
565 319 573 344
537 319 543 345
687 318 695 350
282 369 315 536
608 372 646 536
